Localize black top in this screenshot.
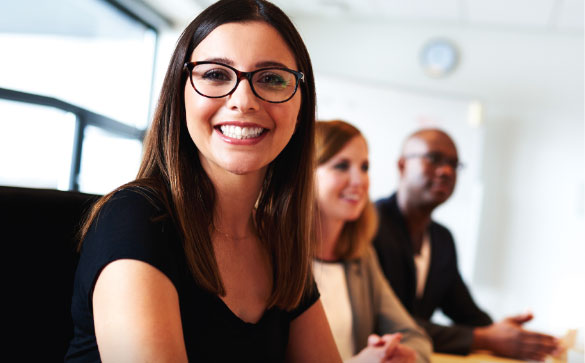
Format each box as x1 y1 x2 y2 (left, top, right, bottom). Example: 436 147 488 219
66 189 319 362
373 193 492 355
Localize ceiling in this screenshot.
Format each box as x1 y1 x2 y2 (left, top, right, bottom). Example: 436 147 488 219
143 0 583 32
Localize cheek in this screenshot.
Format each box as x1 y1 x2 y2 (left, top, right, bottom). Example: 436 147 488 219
324 177 347 200
407 166 430 184
269 94 301 129
184 86 221 133
316 171 337 199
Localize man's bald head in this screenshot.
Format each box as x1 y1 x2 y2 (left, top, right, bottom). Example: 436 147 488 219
400 129 457 157
397 128 459 212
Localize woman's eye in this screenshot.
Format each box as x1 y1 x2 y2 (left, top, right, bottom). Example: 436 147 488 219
256 72 288 88
361 162 369 172
202 69 232 82
333 161 349 171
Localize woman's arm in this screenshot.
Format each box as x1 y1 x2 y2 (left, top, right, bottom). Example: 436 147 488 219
285 299 342 363
93 259 188 362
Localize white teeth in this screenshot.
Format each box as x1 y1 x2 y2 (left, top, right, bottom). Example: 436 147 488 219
342 193 361 201
219 125 264 139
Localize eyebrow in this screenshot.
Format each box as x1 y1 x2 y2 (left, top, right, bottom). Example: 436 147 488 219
256 60 290 68
197 57 292 69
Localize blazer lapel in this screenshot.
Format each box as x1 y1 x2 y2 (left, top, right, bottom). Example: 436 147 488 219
344 259 372 353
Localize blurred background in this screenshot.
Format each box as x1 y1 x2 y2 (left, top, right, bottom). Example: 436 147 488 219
1 0 583 343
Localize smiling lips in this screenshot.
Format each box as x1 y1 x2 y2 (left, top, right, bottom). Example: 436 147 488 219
341 192 363 203
217 124 267 140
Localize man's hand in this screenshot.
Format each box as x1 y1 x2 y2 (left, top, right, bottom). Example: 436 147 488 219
472 312 560 361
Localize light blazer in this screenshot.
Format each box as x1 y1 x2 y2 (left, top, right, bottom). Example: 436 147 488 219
344 246 432 363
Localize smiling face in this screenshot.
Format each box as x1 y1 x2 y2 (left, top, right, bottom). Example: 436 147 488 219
184 21 302 176
399 130 458 209
316 135 370 223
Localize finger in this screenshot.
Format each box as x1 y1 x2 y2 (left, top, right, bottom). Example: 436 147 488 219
518 335 559 361
507 312 533 325
522 332 560 352
382 335 402 358
524 350 548 362
367 334 383 347
552 343 567 357
379 333 403 343
386 347 416 363
394 345 417 361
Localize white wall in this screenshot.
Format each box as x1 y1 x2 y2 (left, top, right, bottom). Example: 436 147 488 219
292 16 584 336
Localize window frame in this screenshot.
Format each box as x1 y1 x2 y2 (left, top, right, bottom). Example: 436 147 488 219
0 0 170 191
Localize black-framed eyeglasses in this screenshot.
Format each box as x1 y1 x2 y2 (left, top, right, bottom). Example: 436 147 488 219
184 61 304 103
404 152 464 170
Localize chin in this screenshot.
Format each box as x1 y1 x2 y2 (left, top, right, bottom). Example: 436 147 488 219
426 196 450 209
224 164 261 175
341 208 364 222
223 157 272 175
345 215 361 223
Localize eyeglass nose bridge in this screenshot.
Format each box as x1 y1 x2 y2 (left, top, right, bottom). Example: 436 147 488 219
224 69 258 98
434 158 462 171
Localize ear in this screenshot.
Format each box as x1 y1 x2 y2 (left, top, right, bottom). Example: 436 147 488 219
397 157 406 176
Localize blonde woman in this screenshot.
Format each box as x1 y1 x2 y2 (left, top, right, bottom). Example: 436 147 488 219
313 120 432 362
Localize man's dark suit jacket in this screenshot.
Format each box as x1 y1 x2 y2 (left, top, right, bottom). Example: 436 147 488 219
373 193 492 355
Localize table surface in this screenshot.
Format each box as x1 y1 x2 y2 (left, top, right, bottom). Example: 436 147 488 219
431 352 566 363
432 352 523 362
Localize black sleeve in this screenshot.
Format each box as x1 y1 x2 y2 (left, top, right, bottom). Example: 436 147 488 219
415 318 475 355
75 188 181 309
425 226 492 355
440 270 493 328
288 278 320 320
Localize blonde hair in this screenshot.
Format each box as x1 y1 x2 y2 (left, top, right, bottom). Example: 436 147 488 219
315 120 378 260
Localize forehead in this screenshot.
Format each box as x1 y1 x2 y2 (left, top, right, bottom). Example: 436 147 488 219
190 21 297 70
405 132 458 157
334 135 368 159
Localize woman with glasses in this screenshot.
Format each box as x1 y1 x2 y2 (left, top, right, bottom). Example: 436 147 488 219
313 120 433 362
66 1 340 362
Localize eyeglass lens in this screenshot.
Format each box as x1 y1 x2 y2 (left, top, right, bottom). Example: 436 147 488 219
190 63 298 103
425 152 461 169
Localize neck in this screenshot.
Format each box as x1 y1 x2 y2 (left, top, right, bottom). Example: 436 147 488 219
315 210 345 261
203 159 266 239
397 189 433 254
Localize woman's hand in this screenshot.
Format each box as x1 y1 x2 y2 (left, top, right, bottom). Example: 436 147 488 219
347 333 416 363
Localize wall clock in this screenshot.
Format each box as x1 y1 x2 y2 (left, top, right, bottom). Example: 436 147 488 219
420 39 459 78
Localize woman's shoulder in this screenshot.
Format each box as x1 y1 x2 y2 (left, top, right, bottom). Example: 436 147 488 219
346 244 378 266
346 245 386 282
101 186 167 216
81 185 177 261
76 185 183 293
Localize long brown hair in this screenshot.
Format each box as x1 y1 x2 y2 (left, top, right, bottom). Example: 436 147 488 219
78 0 316 310
315 120 378 260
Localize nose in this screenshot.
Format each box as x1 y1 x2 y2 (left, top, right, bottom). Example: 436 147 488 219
349 167 368 188
226 78 260 112
435 163 456 178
